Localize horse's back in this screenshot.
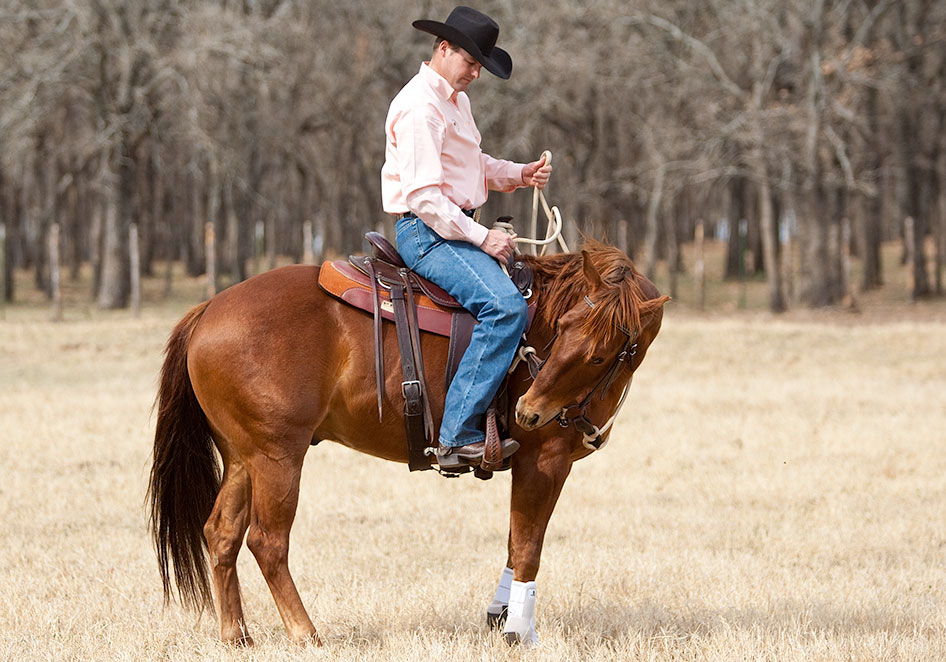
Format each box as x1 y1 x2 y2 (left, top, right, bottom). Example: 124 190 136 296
185 264 441 464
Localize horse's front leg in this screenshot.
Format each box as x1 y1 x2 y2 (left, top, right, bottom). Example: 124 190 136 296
498 437 572 646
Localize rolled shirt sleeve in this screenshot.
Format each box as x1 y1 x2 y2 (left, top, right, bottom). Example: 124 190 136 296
483 154 526 193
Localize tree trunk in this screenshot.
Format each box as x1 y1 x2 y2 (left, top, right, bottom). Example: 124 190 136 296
224 178 245 284
664 196 679 300
0 169 10 302
936 149 946 295
98 137 134 309
32 135 52 295
97 193 123 308
755 161 784 312
860 86 884 290
725 177 747 280
187 166 206 277
642 164 665 281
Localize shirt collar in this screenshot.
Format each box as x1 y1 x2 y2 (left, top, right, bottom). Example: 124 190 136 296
420 62 458 103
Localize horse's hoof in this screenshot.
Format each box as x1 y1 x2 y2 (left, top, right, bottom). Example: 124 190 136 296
223 635 254 647
292 633 323 647
486 606 507 630
503 631 521 646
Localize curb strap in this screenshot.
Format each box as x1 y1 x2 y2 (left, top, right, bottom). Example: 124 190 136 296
572 415 605 450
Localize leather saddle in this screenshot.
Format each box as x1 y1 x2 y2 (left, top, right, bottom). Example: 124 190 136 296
317 231 535 475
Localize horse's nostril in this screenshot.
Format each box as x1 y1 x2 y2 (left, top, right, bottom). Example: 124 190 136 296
528 413 539 428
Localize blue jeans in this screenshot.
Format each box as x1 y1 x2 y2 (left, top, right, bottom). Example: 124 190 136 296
395 216 528 447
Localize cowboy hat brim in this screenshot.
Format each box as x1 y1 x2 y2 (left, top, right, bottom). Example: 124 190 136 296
413 19 512 80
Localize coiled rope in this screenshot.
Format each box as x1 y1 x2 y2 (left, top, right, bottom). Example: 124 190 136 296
492 150 570 255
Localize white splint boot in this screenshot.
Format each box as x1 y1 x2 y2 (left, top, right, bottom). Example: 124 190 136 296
503 580 538 646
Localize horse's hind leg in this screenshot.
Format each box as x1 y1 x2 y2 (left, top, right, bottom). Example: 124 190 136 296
244 442 321 645
203 447 253 644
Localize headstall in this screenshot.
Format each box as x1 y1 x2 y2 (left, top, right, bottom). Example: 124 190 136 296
525 294 638 451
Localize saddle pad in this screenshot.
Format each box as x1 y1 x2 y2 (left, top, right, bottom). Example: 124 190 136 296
318 259 456 337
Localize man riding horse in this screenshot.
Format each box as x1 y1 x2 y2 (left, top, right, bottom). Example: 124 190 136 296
381 5 553 471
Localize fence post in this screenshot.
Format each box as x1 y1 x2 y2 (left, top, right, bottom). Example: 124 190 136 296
780 215 793 306
694 219 705 311
0 223 6 320
254 220 264 275
738 219 748 309
303 220 314 265
130 223 141 318
841 217 856 310
50 223 62 322
205 221 216 299
266 215 276 271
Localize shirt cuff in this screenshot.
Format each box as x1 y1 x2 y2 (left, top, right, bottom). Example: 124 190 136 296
467 219 489 247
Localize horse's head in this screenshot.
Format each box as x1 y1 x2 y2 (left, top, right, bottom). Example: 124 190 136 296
515 247 669 431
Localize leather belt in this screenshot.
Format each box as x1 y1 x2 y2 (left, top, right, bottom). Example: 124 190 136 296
396 208 478 221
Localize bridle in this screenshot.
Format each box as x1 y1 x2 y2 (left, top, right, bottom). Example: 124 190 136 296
521 294 638 451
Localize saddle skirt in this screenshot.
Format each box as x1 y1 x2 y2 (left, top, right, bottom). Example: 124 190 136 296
318 258 460 337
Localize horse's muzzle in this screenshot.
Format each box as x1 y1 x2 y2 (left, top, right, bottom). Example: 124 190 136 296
514 396 552 430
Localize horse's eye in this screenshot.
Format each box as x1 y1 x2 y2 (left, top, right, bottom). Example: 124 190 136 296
592 357 605 365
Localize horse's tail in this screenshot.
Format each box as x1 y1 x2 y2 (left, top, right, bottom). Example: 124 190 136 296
147 300 219 612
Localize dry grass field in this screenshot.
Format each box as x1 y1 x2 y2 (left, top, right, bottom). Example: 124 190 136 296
2 252 946 661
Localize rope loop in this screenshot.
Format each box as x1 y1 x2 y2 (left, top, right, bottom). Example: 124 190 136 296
523 150 569 255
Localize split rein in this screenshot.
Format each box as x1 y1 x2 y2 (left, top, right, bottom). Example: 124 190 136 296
510 294 638 452
503 150 632 449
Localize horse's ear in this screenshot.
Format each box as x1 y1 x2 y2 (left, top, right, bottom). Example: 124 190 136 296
581 250 603 292
643 295 671 316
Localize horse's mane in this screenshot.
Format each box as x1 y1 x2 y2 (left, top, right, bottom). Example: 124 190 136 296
524 239 666 349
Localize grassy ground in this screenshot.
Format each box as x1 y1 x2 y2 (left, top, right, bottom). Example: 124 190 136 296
2 245 945 660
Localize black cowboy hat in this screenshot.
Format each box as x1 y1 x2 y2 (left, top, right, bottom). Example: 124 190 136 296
413 6 512 80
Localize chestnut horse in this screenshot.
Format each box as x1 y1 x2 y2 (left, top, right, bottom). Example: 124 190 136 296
148 240 669 646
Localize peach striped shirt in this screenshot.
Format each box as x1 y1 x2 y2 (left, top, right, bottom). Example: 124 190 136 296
381 63 526 246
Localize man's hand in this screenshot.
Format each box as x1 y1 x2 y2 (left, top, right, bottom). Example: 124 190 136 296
480 227 517 264
522 153 552 190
